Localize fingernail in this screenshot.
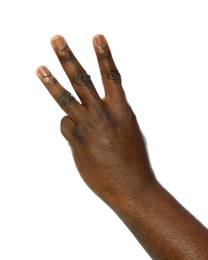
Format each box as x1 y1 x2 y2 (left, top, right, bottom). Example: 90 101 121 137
51 35 67 50
94 34 107 48
37 66 51 77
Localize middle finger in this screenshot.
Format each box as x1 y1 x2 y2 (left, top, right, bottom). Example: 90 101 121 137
51 35 102 108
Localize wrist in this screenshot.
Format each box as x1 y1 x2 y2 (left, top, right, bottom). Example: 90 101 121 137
106 171 159 216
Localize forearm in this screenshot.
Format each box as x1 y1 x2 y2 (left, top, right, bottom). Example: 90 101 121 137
112 178 208 260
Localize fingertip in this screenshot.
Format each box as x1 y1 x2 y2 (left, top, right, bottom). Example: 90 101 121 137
51 35 67 50
51 34 63 40
93 34 108 49
36 65 51 78
93 33 105 39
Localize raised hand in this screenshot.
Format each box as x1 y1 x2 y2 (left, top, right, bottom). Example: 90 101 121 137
36 34 155 207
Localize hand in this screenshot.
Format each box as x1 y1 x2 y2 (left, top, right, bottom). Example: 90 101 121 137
36 34 155 207
37 35 208 259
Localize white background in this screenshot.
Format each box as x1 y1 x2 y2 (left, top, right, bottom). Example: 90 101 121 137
0 1 208 259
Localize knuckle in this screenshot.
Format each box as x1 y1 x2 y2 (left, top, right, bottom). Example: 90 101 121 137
59 90 74 106
97 50 112 60
60 50 74 63
104 70 121 81
124 107 137 121
74 72 91 85
46 77 58 88
97 111 111 124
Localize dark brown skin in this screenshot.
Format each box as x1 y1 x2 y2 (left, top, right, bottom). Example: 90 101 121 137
36 34 208 259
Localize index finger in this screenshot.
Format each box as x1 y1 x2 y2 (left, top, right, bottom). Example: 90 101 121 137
36 65 82 118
